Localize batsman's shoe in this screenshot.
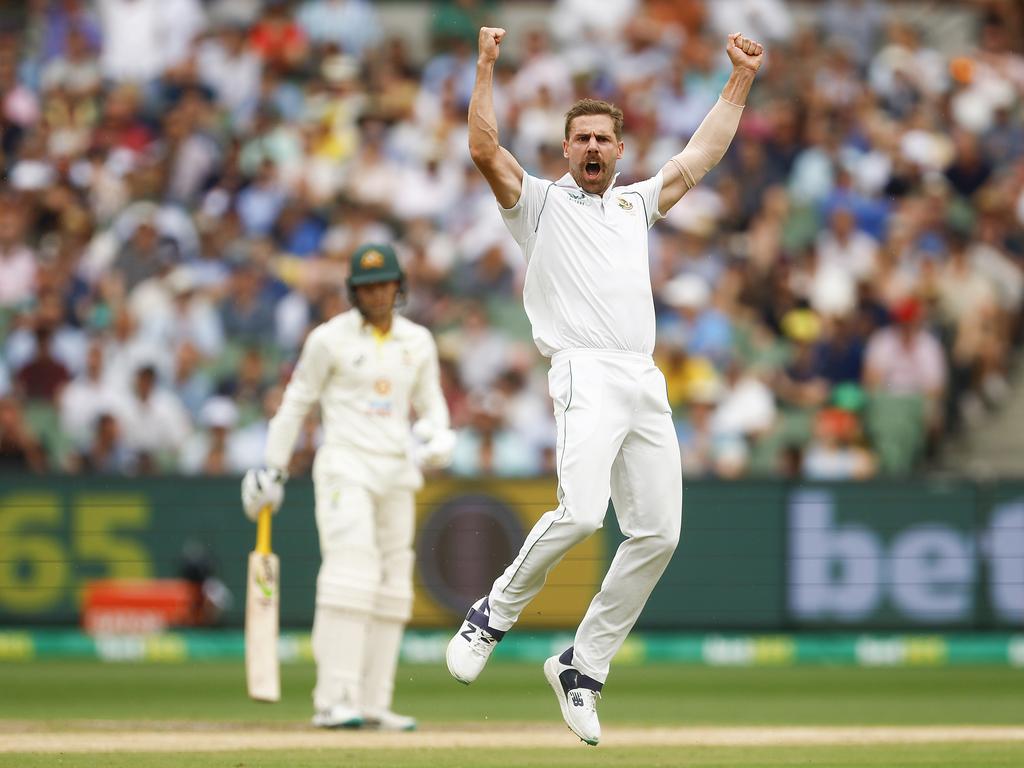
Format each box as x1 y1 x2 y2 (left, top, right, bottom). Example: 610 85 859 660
312 704 363 729
543 649 602 746
362 709 417 732
445 596 505 684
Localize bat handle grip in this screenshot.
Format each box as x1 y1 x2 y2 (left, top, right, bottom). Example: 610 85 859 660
256 506 273 555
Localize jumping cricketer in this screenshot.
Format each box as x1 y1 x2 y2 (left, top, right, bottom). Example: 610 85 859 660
446 28 764 745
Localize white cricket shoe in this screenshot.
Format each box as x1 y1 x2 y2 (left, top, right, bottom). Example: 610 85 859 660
311 703 363 729
543 651 602 746
362 709 417 731
445 596 504 685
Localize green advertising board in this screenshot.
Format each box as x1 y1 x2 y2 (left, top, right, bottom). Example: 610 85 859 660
607 482 789 629
977 482 1024 629
0 477 1021 631
783 482 1024 629
785 482 982 629
0 477 320 626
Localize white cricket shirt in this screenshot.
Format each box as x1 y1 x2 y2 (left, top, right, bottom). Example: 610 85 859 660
499 171 665 357
264 309 449 470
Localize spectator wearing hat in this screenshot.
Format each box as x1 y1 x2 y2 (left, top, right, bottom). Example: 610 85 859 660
863 296 946 434
803 407 876 480
775 309 830 409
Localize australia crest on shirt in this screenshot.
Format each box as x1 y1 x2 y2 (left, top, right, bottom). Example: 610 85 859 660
367 377 393 417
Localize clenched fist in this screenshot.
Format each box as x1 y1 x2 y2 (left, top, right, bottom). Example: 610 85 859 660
727 33 765 72
478 27 506 64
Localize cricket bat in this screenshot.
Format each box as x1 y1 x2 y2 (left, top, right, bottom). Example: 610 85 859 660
245 505 280 702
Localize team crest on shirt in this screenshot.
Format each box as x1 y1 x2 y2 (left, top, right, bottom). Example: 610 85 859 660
617 197 634 211
368 378 394 417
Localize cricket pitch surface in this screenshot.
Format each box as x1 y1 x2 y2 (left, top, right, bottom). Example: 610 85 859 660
2 723 1024 753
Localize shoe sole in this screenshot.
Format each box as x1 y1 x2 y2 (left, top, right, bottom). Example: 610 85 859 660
311 717 363 729
542 656 598 746
445 635 472 685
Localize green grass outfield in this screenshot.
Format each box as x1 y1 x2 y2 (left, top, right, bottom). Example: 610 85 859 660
2 744 1023 768
1 661 1022 767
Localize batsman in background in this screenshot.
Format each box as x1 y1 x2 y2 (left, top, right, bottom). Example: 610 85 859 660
446 28 764 745
242 243 455 731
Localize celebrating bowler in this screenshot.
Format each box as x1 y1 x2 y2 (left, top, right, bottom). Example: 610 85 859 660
446 27 764 745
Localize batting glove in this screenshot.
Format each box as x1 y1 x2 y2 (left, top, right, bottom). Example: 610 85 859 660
241 467 287 521
418 428 457 470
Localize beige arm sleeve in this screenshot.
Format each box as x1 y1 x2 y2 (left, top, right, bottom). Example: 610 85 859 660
669 97 745 190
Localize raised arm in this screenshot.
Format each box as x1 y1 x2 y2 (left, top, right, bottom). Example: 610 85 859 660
469 27 525 209
658 34 764 216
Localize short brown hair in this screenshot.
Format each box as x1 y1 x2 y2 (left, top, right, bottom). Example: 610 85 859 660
564 99 624 141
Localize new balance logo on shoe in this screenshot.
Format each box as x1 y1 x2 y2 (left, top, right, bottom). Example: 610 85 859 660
543 652 602 746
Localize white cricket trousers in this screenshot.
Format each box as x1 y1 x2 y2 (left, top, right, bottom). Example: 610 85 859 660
310 447 419 712
487 349 683 683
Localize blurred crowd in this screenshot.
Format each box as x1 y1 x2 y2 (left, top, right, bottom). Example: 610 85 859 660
2 0 1024 481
